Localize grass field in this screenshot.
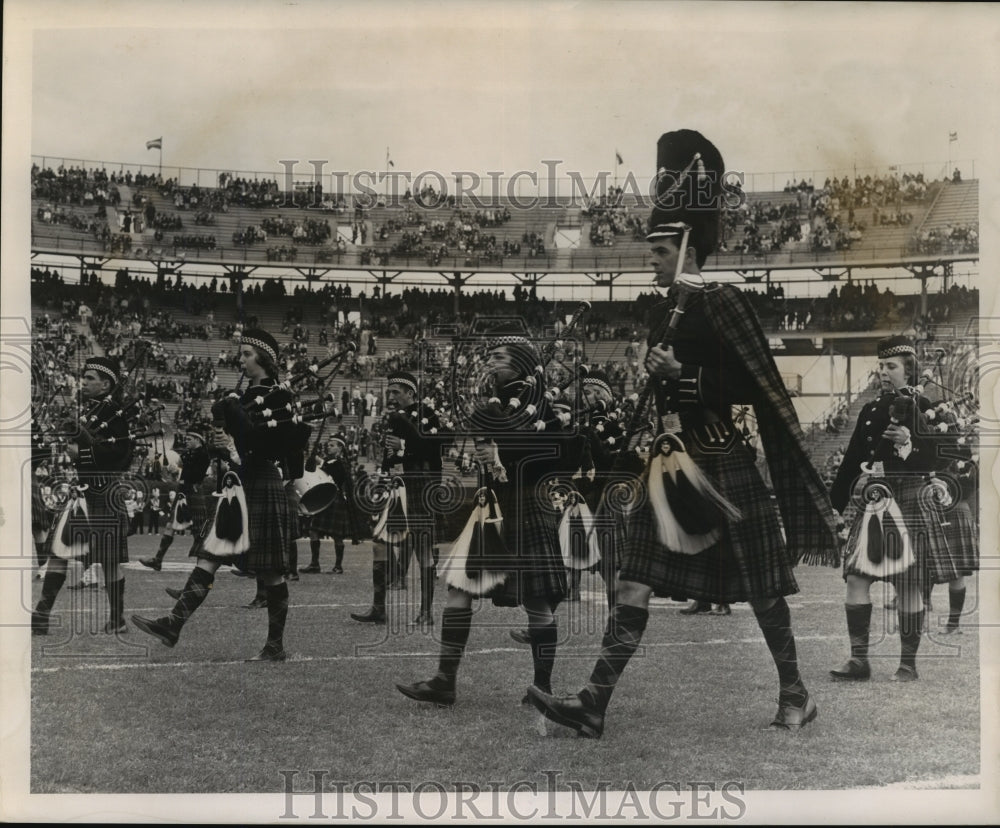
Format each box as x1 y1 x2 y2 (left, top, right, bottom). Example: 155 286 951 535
26 532 981 794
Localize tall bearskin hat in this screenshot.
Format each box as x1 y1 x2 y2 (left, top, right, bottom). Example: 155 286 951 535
647 129 727 267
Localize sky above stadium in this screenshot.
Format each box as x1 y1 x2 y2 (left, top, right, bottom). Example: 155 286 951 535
17 1 999 188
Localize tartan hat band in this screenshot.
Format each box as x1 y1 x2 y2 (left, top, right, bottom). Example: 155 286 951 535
83 357 119 385
582 376 614 396
877 335 916 359
387 372 418 394
240 328 278 363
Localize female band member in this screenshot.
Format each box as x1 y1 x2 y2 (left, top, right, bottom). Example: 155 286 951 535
132 328 296 661
829 336 964 682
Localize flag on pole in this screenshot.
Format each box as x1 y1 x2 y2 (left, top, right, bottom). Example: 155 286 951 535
146 138 162 150
615 151 624 166
949 131 958 142
386 147 394 168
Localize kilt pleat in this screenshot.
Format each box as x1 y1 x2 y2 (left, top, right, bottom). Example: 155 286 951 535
618 439 797 604
489 483 566 604
309 495 354 538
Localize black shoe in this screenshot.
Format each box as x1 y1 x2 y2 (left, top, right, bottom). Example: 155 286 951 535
246 646 287 662
396 679 455 707
678 600 713 615
139 557 162 572
942 623 963 635
526 686 604 739
890 665 918 682
521 684 552 707
767 693 818 731
31 610 49 636
300 564 322 574
165 587 183 600
330 565 344 574
711 604 732 615
131 614 179 647
509 628 531 645
288 572 300 582
829 658 871 681
245 596 268 609
350 606 386 623
103 620 128 634
412 611 434 628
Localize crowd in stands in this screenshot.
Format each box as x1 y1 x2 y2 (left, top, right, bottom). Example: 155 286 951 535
910 222 978 256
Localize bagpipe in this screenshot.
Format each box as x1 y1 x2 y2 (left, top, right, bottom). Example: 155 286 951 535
619 276 743 554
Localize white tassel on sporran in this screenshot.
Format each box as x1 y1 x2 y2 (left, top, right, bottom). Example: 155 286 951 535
647 433 742 555
202 471 250 557
442 487 510 595
843 477 914 578
559 493 601 570
372 476 408 544
51 487 90 560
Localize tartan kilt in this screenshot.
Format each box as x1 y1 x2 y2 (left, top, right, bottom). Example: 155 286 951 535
842 474 955 586
49 474 130 567
308 494 354 539
618 438 797 604
195 458 290 574
285 484 302 541
487 481 566 605
591 480 631 574
942 499 978 576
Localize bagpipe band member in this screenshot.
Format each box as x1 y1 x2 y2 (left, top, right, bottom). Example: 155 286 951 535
32 356 136 636
572 369 637 611
132 328 298 661
829 336 971 682
529 129 839 738
396 331 582 707
301 437 360 575
139 434 212 572
352 371 445 627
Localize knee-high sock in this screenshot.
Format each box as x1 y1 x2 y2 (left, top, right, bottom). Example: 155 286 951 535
755 597 806 705
529 619 559 694
948 587 967 628
309 538 321 567
420 565 436 614
288 542 298 574
582 604 649 714
34 567 67 623
154 533 174 563
334 542 345 568
371 560 387 612
168 566 214 630
436 607 473 688
845 602 873 661
898 609 924 671
105 575 125 625
264 581 289 651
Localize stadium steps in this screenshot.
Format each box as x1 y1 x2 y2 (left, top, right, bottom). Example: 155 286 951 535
802 383 881 471
919 180 978 230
